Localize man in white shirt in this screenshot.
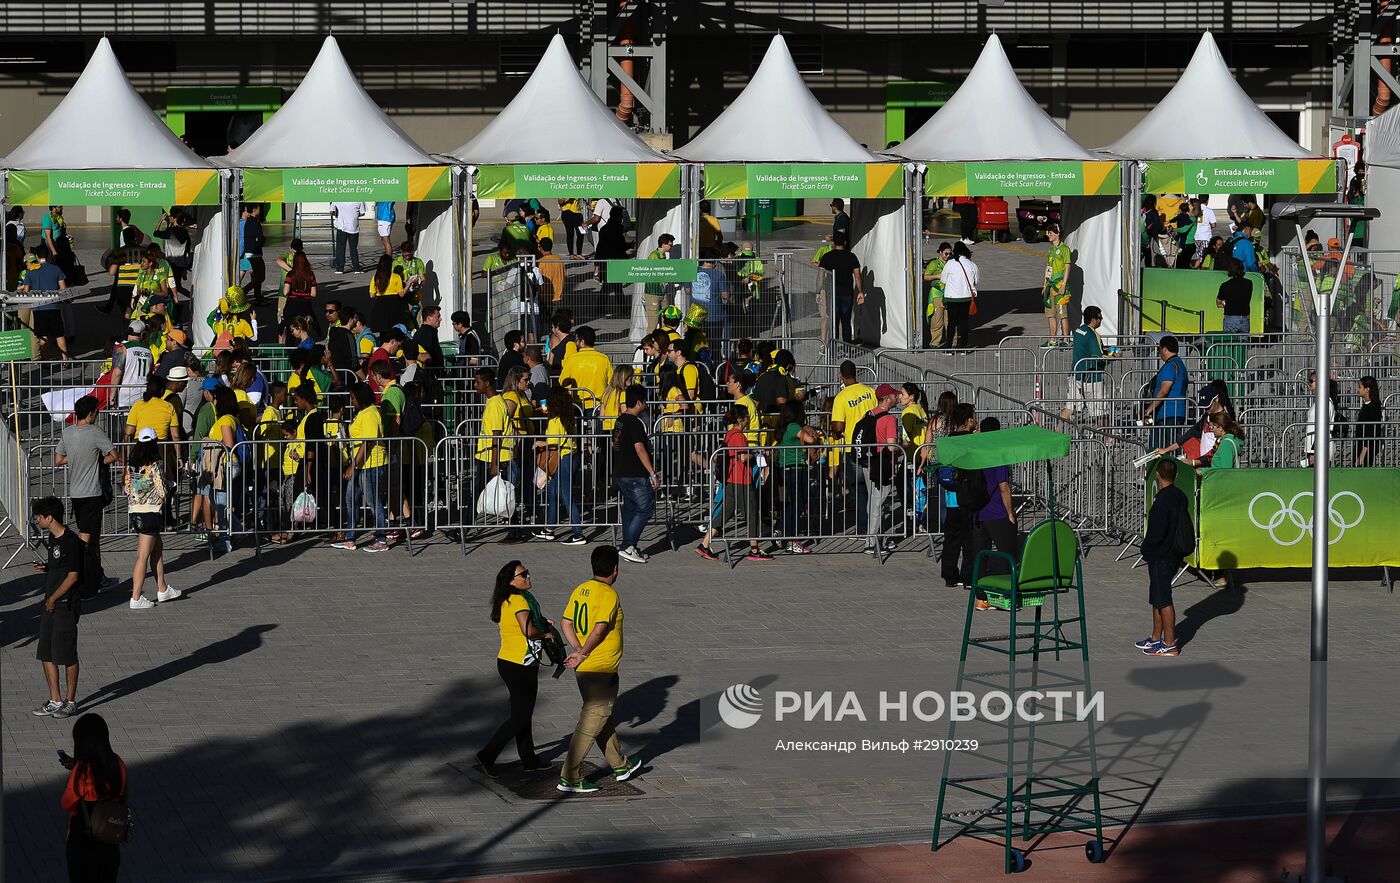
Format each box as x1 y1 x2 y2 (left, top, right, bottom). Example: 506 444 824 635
114 322 154 409
330 202 367 274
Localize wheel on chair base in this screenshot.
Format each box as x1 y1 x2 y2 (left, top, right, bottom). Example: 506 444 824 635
1008 848 1028 873
1085 839 1106 863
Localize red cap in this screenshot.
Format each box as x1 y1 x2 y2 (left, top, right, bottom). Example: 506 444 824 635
875 383 899 399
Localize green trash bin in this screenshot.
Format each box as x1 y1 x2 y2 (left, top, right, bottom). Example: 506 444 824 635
744 199 776 234
1204 332 1247 398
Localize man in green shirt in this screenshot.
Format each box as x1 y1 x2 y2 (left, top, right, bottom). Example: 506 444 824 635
1059 305 1109 427
922 241 951 348
1042 224 1072 347
643 233 675 323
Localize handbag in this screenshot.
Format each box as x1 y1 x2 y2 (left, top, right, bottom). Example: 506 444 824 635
290 491 319 524
535 447 561 478
954 260 978 315
81 780 131 846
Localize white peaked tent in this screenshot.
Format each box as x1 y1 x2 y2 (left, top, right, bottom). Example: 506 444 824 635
4 37 211 170
450 34 664 165
197 36 452 346
1364 108 1400 258
676 35 876 163
888 35 1126 337
893 34 1094 163
1106 32 1311 160
447 34 680 342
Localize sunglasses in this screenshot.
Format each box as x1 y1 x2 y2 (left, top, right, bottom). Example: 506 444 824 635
514 569 530 579
324 308 337 314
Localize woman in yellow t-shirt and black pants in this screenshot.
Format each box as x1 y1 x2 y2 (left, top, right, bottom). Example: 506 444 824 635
476 561 556 776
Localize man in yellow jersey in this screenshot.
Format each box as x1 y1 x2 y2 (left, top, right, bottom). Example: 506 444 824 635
829 359 876 535
560 325 614 403
559 545 640 793
471 368 516 530
665 339 702 412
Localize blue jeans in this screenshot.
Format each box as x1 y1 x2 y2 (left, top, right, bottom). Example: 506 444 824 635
345 465 387 542
1221 315 1249 335
546 453 581 536
617 476 655 551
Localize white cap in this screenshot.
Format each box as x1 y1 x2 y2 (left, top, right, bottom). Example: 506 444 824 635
128 320 146 336
136 427 157 442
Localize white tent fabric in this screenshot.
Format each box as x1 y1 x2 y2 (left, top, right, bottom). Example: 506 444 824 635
1364 108 1400 258
1061 198 1124 338
1105 32 1311 160
411 200 461 343
675 36 876 162
4 37 211 170
629 201 686 340
850 200 912 349
449 34 663 163
221 36 436 168
189 209 227 349
889 35 1094 162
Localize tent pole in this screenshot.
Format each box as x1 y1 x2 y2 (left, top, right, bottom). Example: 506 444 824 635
0 171 8 302
909 164 924 351
1123 160 1141 338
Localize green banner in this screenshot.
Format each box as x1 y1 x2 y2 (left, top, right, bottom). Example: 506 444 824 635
8 169 220 206
476 164 680 199
923 161 1120 197
606 259 698 284
242 166 451 203
703 163 903 199
0 329 35 362
1146 457 1200 566
1143 159 1338 195
1198 468 1400 569
1140 267 1266 335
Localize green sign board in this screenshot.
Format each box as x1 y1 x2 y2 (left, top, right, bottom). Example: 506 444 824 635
923 161 1121 197
0 329 35 362
1143 159 1338 195
606 259 698 285
475 164 681 200
703 164 903 200
242 166 452 203
8 169 220 206
1198 468 1400 569
1140 267 1266 335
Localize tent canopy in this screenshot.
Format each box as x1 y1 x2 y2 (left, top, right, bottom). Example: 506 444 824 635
3 37 211 170
935 426 1071 469
220 36 436 168
1105 32 1312 160
449 34 664 164
888 35 1094 162
675 35 876 163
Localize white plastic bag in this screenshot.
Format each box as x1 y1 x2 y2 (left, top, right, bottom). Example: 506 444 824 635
476 475 517 518
290 491 318 524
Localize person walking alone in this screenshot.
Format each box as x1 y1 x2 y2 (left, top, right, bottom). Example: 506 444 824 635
1138 458 1188 656
558 545 641 793
31 496 85 720
476 561 556 777
60 712 127 882
55 396 117 599
612 385 658 564
124 429 181 609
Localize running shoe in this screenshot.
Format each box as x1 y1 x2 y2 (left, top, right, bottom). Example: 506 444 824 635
33 699 62 717
1134 636 1160 651
363 541 390 553
53 702 77 720
330 540 357 551
1149 642 1180 657
745 549 774 562
619 546 647 564
532 529 556 541
157 586 182 603
129 597 156 610
694 544 718 561
786 541 813 555
560 534 587 546
613 757 643 782
974 598 992 612
556 778 600 794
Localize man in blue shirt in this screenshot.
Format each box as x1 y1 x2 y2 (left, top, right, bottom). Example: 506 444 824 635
1229 223 1260 273
19 243 70 360
1142 335 1188 449
376 201 396 257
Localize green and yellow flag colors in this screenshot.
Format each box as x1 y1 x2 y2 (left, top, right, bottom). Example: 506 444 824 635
923 161 1120 197
476 164 680 199
9 169 220 206
241 166 452 203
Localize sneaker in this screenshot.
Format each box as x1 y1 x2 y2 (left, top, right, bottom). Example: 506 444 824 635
863 545 878 555
330 540 357 550
1040 340 1055 348
363 541 390 553
532 529 556 541
32 699 62 717
556 778 600 794
52 701 77 720
97 576 120 592
974 598 992 612
474 753 499 778
619 546 647 564
1149 642 1180 657
960 237 977 246
193 531 210 542
883 539 898 553
129 597 156 610
1134 636 1161 651
613 757 643 782
745 548 774 562
156 586 182 603
787 541 813 555
694 544 718 561
1212 576 1230 589
560 534 587 546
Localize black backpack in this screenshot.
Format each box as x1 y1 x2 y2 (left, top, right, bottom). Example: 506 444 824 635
327 325 356 373
1170 503 1196 560
954 467 991 513
853 411 896 485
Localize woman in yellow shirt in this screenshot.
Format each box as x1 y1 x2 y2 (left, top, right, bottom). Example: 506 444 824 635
558 197 584 257
536 385 583 544
199 386 240 548
600 365 634 432
898 383 930 461
332 382 390 552
476 560 555 774
368 254 407 336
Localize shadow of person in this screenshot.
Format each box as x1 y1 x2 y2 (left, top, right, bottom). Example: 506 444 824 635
1175 557 1247 648
615 675 679 729
1068 248 1085 321
421 258 441 311
80 623 279 711
857 269 887 346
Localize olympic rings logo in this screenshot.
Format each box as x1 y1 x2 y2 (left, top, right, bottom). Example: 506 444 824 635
1247 491 1365 547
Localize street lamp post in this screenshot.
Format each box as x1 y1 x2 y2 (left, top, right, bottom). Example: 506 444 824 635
1270 202 1379 883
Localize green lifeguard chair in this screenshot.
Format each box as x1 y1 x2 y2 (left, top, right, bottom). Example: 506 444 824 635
931 426 1107 873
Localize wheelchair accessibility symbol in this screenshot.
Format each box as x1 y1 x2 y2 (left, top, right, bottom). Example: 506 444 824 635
1248 491 1365 546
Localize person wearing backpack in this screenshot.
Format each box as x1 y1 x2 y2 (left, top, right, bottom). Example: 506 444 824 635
854 385 902 554
61 712 127 881
967 417 1018 611
1138 458 1191 657
936 404 979 587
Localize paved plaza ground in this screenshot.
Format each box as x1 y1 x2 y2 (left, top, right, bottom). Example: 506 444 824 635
3 524 1398 882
